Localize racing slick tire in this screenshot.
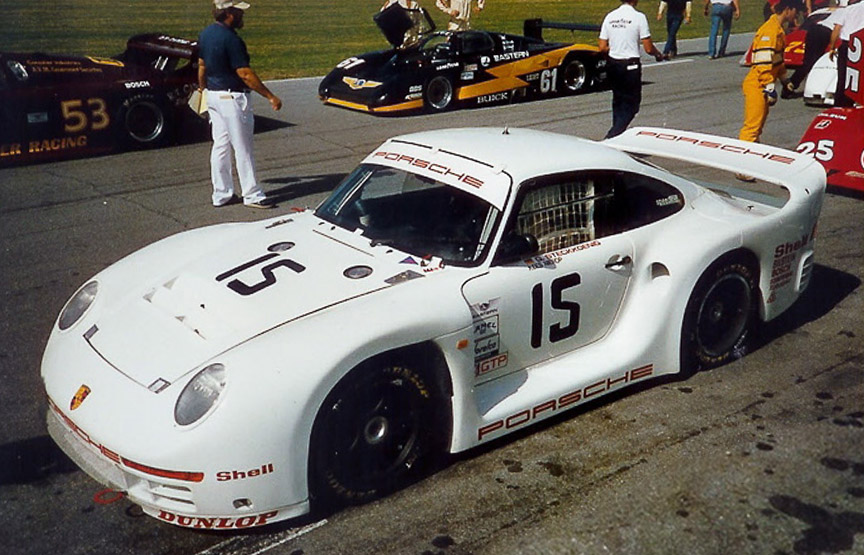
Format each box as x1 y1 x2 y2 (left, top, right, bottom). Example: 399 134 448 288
681 259 758 373
118 94 171 148
424 75 456 112
558 56 590 95
309 360 442 509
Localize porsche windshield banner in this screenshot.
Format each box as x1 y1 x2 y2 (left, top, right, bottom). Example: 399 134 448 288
363 141 511 210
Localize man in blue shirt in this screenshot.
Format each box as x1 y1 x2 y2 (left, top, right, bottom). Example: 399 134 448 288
198 1 282 208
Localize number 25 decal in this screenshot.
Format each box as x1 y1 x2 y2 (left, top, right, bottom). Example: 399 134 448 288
796 139 834 162
530 273 581 348
216 252 306 296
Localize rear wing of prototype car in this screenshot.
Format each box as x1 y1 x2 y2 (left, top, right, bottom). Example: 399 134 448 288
121 34 197 69
523 19 600 41
604 127 826 205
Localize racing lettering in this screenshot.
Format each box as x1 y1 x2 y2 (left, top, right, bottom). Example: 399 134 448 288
1 143 22 157
27 135 87 154
156 510 279 529
530 273 581 349
477 364 655 441
216 251 306 296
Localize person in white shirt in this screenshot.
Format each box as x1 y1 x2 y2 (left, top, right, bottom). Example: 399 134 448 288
436 0 485 31
829 0 864 106
599 0 664 138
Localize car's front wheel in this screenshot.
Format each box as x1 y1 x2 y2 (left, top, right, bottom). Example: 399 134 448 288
681 260 757 372
310 362 440 507
424 75 455 112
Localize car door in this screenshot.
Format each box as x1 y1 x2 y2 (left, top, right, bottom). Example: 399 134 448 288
462 171 634 383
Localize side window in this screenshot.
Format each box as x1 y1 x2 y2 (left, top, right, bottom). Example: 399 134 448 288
461 32 494 56
514 173 615 254
610 171 684 233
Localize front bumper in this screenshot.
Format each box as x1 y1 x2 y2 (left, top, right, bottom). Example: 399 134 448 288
46 398 309 529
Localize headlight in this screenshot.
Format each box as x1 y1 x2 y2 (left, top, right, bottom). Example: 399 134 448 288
174 364 227 426
58 281 98 331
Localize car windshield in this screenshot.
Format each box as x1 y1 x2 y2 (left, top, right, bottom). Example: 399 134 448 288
317 164 500 266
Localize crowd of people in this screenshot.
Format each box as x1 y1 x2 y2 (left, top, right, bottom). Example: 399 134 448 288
195 0 862 207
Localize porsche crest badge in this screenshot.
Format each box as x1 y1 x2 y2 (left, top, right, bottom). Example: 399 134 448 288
70 385 91 411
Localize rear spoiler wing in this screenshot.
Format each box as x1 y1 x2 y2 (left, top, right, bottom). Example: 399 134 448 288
604 127 826 205
124 33 198 61
523 19 600 41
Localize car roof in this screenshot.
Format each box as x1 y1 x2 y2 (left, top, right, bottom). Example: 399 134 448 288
390 127 639 184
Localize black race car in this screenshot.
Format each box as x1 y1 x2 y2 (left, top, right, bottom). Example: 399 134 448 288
1 34 198 166
318 5 606 114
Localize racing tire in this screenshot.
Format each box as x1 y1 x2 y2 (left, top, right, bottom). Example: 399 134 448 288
310 362 442 508
118 95 170 148
424 75 455 112
681 260 758 373
558 57 590 95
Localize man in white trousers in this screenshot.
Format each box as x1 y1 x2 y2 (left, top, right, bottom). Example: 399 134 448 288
436 0 485 31
198 0 282 208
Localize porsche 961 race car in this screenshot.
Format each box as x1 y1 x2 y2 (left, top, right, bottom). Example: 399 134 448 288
318 4 606 114
43 126 824 529
1 34 197 166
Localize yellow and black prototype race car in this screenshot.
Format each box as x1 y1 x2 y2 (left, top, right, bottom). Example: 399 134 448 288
318 5 606 115
0 34 198 166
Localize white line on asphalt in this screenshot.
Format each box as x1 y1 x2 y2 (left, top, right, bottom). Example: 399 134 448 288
194 519 328 555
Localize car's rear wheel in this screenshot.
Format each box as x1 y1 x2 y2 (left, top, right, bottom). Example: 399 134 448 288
558 57 589 94
424 75 455 112
119 95 170 148
310 362 440 508
682 260 757 372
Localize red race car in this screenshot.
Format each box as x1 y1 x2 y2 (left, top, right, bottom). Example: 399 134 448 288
797 28 864 194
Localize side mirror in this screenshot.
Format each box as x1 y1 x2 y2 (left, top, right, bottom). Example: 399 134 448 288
494 232 538 265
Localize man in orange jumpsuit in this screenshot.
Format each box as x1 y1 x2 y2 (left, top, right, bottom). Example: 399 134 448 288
739 0 803 144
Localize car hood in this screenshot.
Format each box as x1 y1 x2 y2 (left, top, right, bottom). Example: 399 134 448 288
87 212 432 389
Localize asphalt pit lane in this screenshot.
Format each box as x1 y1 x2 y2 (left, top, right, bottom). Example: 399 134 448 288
769 495 864 554
816 392 834 400
538 461 564 477
756 442 775 451
503 459 523 473
431 535 455 549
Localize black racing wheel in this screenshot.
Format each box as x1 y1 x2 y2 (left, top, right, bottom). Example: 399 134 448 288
424 75 455 112
310 361 442 507
119 95 170 148
681 260 758 372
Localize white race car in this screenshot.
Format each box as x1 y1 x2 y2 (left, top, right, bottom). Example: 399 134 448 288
43 127 825 529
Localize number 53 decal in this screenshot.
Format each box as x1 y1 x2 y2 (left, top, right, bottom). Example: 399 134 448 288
61 98 110 133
